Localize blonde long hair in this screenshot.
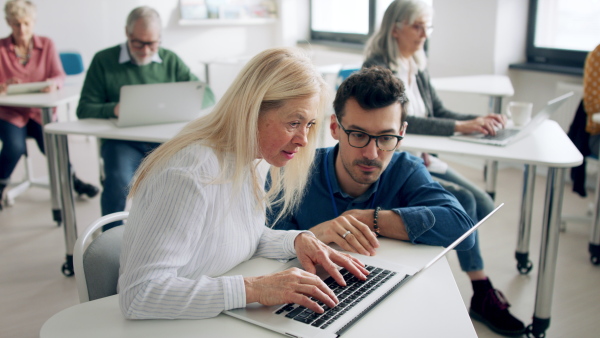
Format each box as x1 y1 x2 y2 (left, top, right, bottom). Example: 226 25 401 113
129 47 329 222
364 0 431 71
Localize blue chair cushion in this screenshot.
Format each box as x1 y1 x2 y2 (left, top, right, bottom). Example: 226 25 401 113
59 52 84 76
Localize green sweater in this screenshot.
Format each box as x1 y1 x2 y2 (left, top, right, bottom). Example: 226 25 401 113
77 45 214 119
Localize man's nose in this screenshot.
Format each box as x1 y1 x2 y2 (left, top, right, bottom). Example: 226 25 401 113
362 138 379 160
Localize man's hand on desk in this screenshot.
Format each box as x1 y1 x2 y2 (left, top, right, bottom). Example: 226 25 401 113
114 103 120 117
309 213 379 256
455 114 506 135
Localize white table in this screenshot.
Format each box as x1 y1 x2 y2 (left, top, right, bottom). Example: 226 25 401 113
401 120 582 337
40 238 477 338
0 86 81 226
43 119 187 276
431 74 515 199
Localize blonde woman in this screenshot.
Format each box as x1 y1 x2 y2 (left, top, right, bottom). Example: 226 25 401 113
118 47 368 320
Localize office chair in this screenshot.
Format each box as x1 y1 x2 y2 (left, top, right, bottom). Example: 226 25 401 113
335 67 360 89
59 52 85 76
73 211 128 302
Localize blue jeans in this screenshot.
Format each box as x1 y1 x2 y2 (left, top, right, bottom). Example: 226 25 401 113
0 119 45 184
100 139 160 229
431 167 495 272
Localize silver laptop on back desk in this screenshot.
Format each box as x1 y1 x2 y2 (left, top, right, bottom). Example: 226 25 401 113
450 92 573 146
224 204 504 338
114 81 205 128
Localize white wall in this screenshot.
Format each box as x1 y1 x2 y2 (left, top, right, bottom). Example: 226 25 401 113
1 0 584 115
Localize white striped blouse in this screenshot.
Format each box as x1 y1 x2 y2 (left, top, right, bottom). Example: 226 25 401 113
118 143 304 319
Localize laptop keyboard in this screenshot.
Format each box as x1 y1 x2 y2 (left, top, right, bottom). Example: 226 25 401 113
481 128 520 141
275 265 397 329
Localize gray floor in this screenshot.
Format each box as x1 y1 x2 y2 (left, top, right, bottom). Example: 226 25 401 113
1 135 599 338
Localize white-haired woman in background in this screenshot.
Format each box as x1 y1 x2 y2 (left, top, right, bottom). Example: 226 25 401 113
0 0 97 209
118 47 369 320
363 1 522 336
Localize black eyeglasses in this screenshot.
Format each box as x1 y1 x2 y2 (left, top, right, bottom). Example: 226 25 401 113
337 119 404 152
129 39 160 49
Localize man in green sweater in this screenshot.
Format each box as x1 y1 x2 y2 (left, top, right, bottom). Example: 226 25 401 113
77 6 214 230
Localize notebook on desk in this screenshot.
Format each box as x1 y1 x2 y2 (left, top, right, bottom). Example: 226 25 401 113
224 204 504 338
450 92 573 146
114 81 206 128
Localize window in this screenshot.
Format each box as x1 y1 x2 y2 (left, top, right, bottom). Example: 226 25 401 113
526 0 600 69
309 0 431 45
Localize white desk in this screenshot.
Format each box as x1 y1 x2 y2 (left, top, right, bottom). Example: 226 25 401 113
402 120 582 337
43 119 187 276
40 238 477 338
431 74 515 199
0 86 81 226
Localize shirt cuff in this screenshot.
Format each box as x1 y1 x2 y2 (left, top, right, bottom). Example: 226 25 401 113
222 275 246 310
286 230 315 257
393 207 435 243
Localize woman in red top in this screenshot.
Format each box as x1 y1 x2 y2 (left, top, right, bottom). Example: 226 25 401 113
0 0 97 209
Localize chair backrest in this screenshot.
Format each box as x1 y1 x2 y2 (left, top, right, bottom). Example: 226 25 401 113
73 212 129 302
335 67 360 89
59 52 85 76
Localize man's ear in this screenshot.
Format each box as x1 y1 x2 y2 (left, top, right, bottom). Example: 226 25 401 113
330 114 340 140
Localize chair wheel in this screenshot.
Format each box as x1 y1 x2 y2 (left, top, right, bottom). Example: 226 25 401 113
62 261 74 277
518 260 533 274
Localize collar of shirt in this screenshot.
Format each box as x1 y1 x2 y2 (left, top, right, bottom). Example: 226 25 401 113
118 42 162 64
325 145 380 203
4 34 42 52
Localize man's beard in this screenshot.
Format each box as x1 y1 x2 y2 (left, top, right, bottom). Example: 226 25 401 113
342 157 383 185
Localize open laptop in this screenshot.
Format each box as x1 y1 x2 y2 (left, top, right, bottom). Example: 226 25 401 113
450 92 574 146
114 81 206 128
224 203 504 338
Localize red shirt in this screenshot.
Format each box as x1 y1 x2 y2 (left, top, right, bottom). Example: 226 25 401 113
0 35 65 127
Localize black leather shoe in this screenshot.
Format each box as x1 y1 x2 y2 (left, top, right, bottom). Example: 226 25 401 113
73 175 99 198
470 283 525 336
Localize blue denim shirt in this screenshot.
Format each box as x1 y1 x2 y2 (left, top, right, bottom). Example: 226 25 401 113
267 146 475 251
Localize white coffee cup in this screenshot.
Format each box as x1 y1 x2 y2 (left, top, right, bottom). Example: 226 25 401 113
507 101 533 127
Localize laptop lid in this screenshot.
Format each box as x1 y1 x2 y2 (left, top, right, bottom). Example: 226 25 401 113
450 92 573 146
116 81 205 128
223 204 503 338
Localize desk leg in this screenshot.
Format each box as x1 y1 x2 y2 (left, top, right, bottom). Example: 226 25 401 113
56 134 77 277
41 107 62 225
484 96 503 199
204 63 210 85
590 172 600 265
526 167 565 338
485 160 497 200
516 164 535 274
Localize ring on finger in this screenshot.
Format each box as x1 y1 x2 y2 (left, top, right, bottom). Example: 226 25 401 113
342 230 352 240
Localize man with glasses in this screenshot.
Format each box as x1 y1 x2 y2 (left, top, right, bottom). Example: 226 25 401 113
268 66 475 253
77 6 213 230
268 66 524 337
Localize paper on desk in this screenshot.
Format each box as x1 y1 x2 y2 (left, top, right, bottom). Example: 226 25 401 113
426 155 449 174
410 151 449 174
